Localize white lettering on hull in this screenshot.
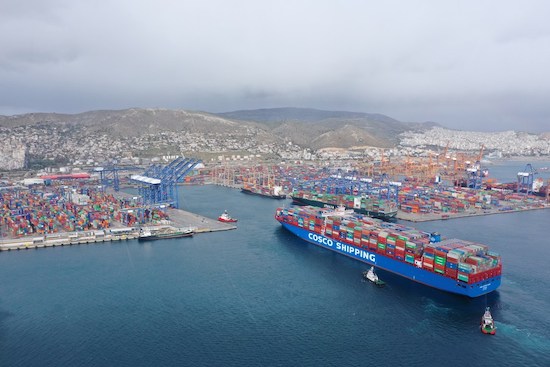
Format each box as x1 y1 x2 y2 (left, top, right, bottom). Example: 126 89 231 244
308 232 376 262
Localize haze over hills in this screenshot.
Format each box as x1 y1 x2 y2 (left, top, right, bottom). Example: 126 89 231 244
216 107 439 145
0 107 437 150
0 107 548 170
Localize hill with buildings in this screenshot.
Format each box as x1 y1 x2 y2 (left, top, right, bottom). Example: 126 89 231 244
0 108 547 171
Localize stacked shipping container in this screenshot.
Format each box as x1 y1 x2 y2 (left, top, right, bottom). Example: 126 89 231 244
292 191 398 216
277 206 502 285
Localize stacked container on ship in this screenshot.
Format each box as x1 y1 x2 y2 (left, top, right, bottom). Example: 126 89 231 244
275 205 501 297
291 190 398 219
241 184 287 199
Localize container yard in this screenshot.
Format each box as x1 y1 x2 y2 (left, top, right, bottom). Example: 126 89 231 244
203 159 549 223
0 175 236 251
1 155 548 252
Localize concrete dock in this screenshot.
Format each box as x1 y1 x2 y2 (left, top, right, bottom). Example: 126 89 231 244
166 208 237 233
396 203 550 222
0 208 235 252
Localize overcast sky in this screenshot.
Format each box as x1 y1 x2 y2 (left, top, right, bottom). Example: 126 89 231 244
1 1 549 132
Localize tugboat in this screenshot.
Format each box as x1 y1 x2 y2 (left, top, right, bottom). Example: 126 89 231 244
363 266 385 287
218 210 238 223
480 307 496 335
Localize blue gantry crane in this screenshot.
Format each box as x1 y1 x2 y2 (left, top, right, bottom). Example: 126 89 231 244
466 161 483 189
94 163 140 192
130 157 201 208
517 164 537 195
292 170 400 203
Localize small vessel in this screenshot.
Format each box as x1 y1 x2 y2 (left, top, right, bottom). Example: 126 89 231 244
218 210 238 223
241 184 287 199
363 266 385 286
480 307 497 335
138 226 194 241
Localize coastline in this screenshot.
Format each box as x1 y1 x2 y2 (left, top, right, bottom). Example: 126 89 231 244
396 204 550 222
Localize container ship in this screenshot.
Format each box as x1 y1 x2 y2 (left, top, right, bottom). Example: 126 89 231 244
241 184 287 199
275 206 501 297
291 191 398 220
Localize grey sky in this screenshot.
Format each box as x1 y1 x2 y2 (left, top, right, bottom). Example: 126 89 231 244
1 0 549 132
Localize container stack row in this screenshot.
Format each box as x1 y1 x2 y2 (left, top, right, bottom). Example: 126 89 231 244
277 206 501 285
292 191 397 215
0 186 169 237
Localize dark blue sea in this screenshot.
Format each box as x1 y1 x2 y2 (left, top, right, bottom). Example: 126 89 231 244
1 160 549 367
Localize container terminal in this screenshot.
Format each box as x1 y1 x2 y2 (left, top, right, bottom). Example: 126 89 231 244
0 158 236 251
1 155 548 251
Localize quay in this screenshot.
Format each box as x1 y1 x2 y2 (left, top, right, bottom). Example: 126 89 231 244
396 203 550 222
0 208 236 252
166 208 237 233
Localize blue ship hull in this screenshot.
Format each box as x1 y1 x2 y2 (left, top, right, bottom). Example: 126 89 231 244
280 222 501 298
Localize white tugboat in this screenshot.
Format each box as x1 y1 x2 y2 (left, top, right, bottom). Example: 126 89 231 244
480 307 497 335
363 266 385 287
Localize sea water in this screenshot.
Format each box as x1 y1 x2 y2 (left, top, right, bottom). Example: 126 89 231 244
1 163 549 366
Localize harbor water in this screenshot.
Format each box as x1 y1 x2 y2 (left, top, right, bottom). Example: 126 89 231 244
1 165 549 366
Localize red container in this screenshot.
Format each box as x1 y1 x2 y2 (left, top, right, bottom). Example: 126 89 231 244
422 263 434 270
445 268 458 278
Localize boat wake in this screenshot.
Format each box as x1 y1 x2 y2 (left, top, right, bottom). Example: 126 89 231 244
422 299 454 316
496 322 550 354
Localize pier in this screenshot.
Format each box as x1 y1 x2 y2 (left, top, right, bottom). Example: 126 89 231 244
166 207 237 233
0 208 236 252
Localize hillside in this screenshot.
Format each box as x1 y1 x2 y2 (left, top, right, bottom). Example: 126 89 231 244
0 108 260 137
0 107 419 150
216 107 437 147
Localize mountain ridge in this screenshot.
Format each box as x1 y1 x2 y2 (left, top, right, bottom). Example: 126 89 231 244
0 107 439 150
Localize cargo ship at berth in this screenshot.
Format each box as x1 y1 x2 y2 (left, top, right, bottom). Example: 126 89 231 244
241 184 287 199
291 191 398 220
275 206 501 297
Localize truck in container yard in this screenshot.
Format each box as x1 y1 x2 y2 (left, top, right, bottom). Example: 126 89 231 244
275 205 501 298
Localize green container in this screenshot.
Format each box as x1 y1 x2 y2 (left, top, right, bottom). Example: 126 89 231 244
377 243 386 249
435 256 446 265
405 254 415 263
406 241 417 249
457 274 469 282
434 267 445 274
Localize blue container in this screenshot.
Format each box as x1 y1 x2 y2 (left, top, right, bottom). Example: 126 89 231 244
430 233 441 243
